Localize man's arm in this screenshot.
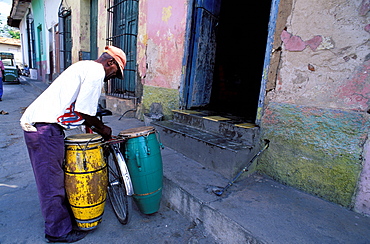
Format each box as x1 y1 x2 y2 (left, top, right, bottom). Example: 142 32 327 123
79 112 112 140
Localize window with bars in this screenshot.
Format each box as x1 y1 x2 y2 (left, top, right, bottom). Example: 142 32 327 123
62 14 72 69
58 10 72 72
106 0 139 99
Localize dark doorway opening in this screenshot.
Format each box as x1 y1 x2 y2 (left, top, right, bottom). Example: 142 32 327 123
209 1 271 122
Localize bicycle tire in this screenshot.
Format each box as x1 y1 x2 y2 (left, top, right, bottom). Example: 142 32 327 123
106 145 132 225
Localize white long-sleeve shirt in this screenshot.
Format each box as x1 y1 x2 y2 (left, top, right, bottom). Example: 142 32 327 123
20 61 105 131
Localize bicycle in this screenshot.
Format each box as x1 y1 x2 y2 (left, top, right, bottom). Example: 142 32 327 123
85 106 134 225
66 105 163 228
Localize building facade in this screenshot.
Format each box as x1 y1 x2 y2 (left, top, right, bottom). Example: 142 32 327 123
0 37 21 65
8 0 370 216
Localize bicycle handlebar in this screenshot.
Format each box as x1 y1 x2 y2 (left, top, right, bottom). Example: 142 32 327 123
106 136 126 145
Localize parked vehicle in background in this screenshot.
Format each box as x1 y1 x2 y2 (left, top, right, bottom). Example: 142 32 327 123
0 52 20 83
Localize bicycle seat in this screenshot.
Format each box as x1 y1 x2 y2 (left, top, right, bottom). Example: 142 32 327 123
96 104 112 120
96 109 112 117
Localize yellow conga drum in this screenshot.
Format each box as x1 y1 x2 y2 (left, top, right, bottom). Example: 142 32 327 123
64 133 107 231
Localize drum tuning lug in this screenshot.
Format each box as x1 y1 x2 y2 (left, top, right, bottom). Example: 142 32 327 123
83 159 88 171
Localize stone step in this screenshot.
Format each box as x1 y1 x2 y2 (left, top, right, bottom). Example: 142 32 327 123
172 109 259 146
152 120 258 179
161 146 370 244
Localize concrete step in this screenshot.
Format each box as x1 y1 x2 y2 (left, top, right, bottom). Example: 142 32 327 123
172 109 259 145
105 115 370 244
152 120 257 179
161 146 370 244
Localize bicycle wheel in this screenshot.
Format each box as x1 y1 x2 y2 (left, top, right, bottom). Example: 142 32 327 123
106 145 132 225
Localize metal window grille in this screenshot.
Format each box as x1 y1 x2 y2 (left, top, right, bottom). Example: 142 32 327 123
58 12 72 71
106 0 138 99
61 14 72 69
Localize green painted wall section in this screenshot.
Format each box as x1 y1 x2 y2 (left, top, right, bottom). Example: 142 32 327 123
259 102 369 207
31 0 46 63
142 85 179 120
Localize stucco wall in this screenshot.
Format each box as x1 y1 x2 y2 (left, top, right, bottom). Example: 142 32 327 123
137 0 188 117
260 0 370 211
44 0 60 77
69 0 91 63
31 0 47 79
97 1 108 53
0 43 21 66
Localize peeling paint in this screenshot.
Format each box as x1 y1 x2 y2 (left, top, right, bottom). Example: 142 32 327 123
336 60 370 110
305 35 322 51
317 36 335 50
359 0 370 16
162 6 172 22
137 0 187 89
365 24 370 33
281 30 334 52
142 85 179 120
260 102 369 207
281 30 306 51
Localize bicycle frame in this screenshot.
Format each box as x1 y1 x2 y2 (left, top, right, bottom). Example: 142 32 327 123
83 110 134 198
109 143 134 196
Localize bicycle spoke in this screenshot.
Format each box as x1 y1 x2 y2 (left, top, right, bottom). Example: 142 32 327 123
106 145 132 225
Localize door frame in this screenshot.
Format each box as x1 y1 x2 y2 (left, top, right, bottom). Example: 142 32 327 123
255 0 280 124
181 0 281 125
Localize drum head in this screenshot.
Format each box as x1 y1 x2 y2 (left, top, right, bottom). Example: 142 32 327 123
65 133 103 143
119 126 155 138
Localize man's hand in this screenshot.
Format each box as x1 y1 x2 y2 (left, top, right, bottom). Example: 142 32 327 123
94 125 112 141
79 112 112 140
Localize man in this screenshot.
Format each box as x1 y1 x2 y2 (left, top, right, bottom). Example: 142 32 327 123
20 46 126 243
0 59 5 101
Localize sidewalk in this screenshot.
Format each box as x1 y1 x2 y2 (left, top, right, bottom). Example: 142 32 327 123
21 76 50 93
106 115 370 244
24 77 370 243
1 77 217 244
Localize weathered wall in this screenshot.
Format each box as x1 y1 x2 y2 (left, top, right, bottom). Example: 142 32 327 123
44 0 60 79
68 0 107 60
137 0 188 118
97 0 108 54
69 0 90 63
259 0 370 210
31 0 47 80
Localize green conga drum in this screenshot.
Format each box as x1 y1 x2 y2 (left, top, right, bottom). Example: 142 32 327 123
119 126 163 214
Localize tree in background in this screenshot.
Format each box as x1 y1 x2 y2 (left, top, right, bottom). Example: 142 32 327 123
0 19 20 39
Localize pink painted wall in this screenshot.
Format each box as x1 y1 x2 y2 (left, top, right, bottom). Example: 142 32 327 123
137 0 188 89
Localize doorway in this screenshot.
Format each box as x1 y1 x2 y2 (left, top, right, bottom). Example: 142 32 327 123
185 0 272 122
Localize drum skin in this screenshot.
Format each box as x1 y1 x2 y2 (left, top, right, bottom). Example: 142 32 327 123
120 127 163 214
64 134 107 230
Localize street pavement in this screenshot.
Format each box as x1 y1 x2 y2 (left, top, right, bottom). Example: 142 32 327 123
3 76 370 244
0 77 216 244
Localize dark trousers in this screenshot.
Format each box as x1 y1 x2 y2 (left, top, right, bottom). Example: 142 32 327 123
24 123 73 237
0 77 3 99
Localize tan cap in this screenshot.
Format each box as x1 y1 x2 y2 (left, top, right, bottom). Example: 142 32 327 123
104 46 126 79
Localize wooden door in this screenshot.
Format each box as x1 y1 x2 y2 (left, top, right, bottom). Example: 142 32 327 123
185 0 221 108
